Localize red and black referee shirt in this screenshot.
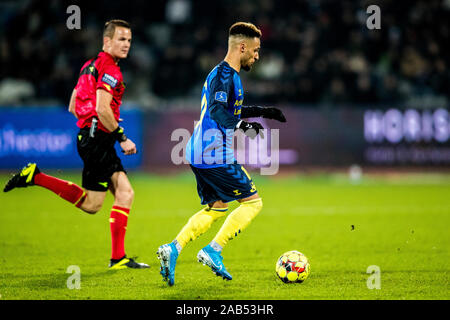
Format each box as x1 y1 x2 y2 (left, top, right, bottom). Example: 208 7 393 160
74 51 125 133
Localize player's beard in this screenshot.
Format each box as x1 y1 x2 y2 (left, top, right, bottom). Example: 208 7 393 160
241 58 252 71
240 54 253 72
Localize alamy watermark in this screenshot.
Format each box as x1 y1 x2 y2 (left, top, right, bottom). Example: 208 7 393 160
366 265 381 289
366 5 381 29
66 5 81 30
66 265 81 289
171 126 280 175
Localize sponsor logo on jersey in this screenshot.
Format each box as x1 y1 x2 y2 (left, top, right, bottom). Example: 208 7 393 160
101 73 118 88
215 91 228 103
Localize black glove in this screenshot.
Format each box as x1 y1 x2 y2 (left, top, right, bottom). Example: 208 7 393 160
237 120 264 139
261 107 286 122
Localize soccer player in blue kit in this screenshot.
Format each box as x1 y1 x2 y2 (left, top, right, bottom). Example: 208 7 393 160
157 22 286 286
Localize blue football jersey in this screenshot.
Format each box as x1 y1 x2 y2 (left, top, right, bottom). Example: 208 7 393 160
186 61 244 168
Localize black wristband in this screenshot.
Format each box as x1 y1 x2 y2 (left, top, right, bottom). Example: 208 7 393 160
112 126 127 142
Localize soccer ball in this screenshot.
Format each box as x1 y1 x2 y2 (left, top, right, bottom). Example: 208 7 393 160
275 250 311 283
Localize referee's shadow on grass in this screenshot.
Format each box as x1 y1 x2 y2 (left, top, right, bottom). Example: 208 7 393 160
7 270 115 289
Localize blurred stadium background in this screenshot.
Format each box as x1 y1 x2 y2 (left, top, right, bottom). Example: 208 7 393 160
0 0 449 174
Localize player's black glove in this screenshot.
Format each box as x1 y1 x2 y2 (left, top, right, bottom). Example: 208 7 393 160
237 120 264 139
241 106 287 122
261 107 286 122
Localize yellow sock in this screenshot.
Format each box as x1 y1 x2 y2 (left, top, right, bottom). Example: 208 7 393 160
212 198 263 248
175 206 228 248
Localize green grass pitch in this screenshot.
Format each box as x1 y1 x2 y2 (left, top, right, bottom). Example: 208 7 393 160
0 170 449 300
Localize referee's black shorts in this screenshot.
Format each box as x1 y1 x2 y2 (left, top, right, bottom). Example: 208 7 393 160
76 127 126 192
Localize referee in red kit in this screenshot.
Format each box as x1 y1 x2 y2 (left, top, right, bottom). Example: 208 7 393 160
4 19 149 270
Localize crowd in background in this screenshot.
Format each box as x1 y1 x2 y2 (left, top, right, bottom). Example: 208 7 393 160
0 0 449 108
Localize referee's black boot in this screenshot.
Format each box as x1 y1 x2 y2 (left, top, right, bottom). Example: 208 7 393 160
109 255 150 270
3 163 40 192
